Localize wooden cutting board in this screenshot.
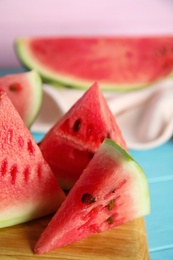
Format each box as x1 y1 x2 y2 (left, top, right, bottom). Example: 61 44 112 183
0 215 149 260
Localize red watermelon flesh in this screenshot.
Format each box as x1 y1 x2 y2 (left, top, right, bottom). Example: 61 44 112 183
16 36 173 90
0 90 65 228
0 70 42 128
35 138 150 255
39 82 127 190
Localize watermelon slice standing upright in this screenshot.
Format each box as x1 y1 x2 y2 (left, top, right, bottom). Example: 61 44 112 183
39 82 127 190
0 90 65 228
35 138 150 255
0 70 42 128
16 36 173 90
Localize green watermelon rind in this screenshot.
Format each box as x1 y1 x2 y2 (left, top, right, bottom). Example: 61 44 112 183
0 91 65 229
15 38 170 92
34 138 150 254
24 70 43 127
0 70 42 128
101 138 150 216
0 200 55 228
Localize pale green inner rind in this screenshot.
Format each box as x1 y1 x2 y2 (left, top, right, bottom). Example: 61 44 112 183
15 38 155 92
102 139 150 216
25 70 43 128
0 200 55 229
0 213 38 228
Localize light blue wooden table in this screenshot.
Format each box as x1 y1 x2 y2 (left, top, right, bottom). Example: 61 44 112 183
131 139 173 259
1 68 173 259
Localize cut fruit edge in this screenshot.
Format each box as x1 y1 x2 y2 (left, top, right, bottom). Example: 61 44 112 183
15 38 173 91
34 139 150 254
0 91 65 228
24 70 43 127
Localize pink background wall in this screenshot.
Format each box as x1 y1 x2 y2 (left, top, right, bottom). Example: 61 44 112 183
0 0 173 68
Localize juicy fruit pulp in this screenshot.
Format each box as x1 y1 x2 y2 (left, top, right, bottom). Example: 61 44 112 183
0 70 42 127
39 82 127 190
0 91 65 228
16 36 173 90
35 139 150 255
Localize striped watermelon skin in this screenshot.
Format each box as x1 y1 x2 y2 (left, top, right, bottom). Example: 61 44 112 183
0 91 65 228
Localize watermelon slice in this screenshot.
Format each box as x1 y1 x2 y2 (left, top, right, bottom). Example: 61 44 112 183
35 138 150 255
0 90 65 228
0 70 42 127
15 36 173 90
39 82 127 190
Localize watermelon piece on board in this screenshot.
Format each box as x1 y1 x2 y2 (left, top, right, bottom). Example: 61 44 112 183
0 91 65 228
0 70 42 128
39 82 127 190
35 138 150 255
15 36 173 90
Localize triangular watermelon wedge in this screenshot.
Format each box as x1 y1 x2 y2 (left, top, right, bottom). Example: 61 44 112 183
0 91 65 228
15 36 173 90
0 70 42 128
35 138 150 255
39 82 127 190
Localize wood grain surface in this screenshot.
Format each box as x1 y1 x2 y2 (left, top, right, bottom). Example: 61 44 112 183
0 216 149 260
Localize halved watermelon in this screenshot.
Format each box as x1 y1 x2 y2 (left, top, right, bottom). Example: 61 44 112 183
39 82 127 190
35 138 150 255
16 36 173 90
0 90 65 228
0 70 42 127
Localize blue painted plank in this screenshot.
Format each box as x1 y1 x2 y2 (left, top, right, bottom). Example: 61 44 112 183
0 67 25 76
130 138 173 181
145 180 173 250
131 141 173 254
32 132 44 143
150 248 173 260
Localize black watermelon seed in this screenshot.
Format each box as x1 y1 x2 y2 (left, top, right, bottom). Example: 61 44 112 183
107 199 115 211
9 83 21 92
73 119 81 132
81 193 96 205
107 215 114 225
